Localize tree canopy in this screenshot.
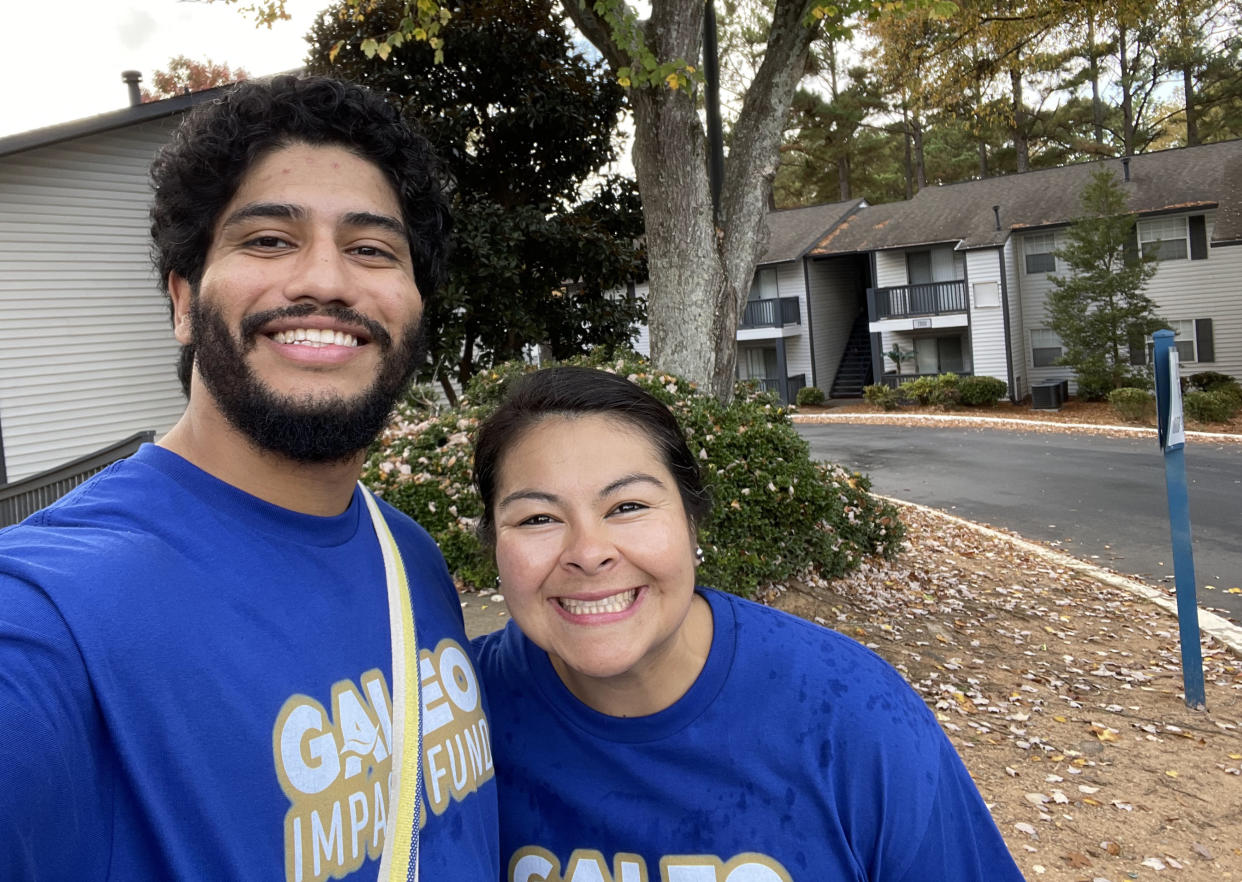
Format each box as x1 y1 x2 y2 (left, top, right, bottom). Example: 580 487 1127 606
305 0 645 401
141 55 248 102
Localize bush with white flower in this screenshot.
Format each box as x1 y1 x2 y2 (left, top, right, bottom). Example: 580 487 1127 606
364 351 904 597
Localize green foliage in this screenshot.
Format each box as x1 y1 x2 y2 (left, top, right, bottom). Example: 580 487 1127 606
1108 387 1155 422
1187 371 1239 394
958 376 1007 406
863 384 901 411
365 351 905 596
1045 170 1164 397
898 375 937 405
795 385 827 406
884 344 916 374
306 0 645 395
928 371 960 407
1184 389 1240 423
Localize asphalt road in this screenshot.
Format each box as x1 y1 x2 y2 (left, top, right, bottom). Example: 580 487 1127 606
796 422 1242 626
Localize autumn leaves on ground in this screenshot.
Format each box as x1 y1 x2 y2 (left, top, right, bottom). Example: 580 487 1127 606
773 504 1242 881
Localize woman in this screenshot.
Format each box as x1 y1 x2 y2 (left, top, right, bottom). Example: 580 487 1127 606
470 366 1023 882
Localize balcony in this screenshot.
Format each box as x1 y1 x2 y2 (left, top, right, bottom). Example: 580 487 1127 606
868 280 967 321
741 296 801 329
744 373 807 403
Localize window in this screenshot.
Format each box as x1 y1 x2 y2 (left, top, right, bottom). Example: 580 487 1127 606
973 281 1000 308
748 267 778 301
1138 217 1189 261
1146 319 1197 362
1024 232 1056 274
913 335 965 373
1031 328 1062 368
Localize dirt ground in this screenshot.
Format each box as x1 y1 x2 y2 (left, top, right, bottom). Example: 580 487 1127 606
460 403 1242 880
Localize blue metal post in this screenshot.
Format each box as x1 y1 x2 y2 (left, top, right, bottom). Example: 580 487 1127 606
1152 329 1206 710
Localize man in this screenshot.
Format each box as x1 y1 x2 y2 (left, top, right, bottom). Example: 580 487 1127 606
0 76 498 881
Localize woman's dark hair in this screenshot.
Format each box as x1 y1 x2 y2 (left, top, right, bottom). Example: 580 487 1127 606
473 366 712 547
149 74 451 393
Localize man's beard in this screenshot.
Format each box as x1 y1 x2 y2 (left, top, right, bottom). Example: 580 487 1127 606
188 296 426 464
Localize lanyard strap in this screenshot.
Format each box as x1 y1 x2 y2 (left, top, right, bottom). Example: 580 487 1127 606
362 486 421 882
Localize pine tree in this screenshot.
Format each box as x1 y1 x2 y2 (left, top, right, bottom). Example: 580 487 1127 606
1046 169 1164 398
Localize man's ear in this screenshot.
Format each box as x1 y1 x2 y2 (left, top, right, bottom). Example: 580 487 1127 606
168 273 194 345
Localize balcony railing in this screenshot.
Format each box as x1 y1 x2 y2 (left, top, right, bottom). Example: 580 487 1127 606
0 431 153 527
869 280 967 320
745 373 806 403
741 296 801 329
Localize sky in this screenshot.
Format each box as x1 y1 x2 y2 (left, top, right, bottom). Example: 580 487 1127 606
0 0 325 138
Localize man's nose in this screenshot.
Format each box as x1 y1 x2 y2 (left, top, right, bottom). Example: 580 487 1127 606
282 237 354 306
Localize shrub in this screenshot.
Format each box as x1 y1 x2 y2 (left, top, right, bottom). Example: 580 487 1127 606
958 376 1008 406
1074 374 1116 401
1184 389 1240 424
365 350 905 597
863 384 900 411
795 385 827 406
898 376 938 405
1108 387 1155 423
929 372 960 408
1187 371 1237 393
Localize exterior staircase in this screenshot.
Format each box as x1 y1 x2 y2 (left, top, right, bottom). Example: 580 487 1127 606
829 315 873 399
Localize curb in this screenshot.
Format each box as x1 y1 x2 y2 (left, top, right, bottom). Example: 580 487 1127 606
882 495 1242 659
791 411 1242 442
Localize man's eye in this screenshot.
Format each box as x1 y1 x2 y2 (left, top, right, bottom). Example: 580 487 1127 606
246 235 292 249
351 244 398 260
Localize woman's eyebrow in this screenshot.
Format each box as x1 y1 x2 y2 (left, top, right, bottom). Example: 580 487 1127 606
497 489 559 511
599 473 665 498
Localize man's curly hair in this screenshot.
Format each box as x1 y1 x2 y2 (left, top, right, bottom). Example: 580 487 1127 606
149 75 451 393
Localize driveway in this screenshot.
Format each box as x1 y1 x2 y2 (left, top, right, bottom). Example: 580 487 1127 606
795 420 1242 626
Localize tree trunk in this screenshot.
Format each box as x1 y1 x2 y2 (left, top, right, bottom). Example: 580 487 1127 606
1010 67 1030 173
838 155 851 200
1183 64 1199 146
977 138 989 178
1119 22 1136 156
912 115 926 190
565 0 820 402
901 104 914 200
1087 12 1104 146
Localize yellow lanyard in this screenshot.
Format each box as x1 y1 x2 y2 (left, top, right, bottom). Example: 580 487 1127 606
362 486 421 882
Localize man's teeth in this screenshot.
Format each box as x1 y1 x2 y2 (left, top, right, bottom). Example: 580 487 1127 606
558 589 638 615
271 328 360 347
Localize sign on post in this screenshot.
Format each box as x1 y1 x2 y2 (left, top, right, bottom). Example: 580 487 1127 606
1151 329 1205 709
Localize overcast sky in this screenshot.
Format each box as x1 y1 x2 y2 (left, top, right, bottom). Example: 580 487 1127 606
1 0 324 138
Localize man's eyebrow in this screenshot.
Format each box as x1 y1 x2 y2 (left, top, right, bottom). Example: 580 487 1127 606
218 202 305 231
341 211 409 239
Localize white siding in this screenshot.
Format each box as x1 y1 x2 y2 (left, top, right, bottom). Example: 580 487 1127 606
1002 238 1026 399
629 282 651 357
775 261 812 383
806 256 860 393
965 248 1010 388
873 250 906 288
1017 211 1242 388
0 120 186 481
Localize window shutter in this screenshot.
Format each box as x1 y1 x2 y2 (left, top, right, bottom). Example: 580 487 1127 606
1128 328 1147 366
1189 215 1208 260
1196 318 1215 362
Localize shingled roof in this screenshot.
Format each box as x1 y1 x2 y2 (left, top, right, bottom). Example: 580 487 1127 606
759 198 865 263
808 139 1242 256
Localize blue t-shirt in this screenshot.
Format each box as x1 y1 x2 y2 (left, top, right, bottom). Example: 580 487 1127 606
0 444 498 881
473 587 1023 882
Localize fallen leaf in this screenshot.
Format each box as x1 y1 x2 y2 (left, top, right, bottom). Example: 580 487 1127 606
1063 851 1092 868
1142 857 1167 870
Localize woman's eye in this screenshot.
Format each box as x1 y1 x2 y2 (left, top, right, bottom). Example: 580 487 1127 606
610 501 647 516
518 514 554 527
